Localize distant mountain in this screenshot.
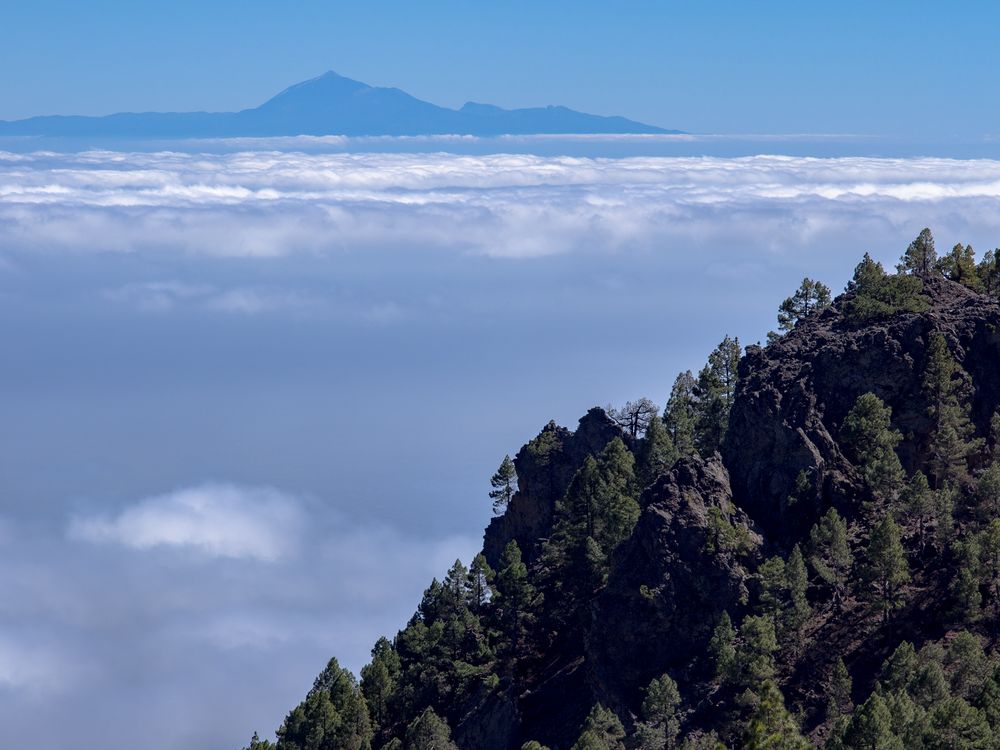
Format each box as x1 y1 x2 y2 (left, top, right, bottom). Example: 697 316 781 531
0 71 678 138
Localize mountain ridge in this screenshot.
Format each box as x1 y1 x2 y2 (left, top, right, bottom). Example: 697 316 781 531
245 234 1000 750
0 71 678 138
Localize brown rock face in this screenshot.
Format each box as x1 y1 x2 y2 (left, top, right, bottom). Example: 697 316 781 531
483 408 626 567
587 455 762 710
724 274 1000 543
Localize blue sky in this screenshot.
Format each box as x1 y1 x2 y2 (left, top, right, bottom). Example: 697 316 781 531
2 1 1000 137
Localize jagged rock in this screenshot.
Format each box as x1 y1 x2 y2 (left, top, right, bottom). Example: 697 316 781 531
454 688 520 750
724 274 1000 542
587 454 762 713
483 408 626 567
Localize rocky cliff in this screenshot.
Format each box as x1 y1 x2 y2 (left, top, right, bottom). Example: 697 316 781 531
262 269 1000 750
589 456 762 711
483 408 627 567
725 274 1000 544
487 273 1000 746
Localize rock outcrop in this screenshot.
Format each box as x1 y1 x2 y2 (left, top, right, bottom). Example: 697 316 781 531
454 688 520 750
483 408 626 567
587 455 762 712
464 275 1000 746
267 270 1000 750
724 274 1000 543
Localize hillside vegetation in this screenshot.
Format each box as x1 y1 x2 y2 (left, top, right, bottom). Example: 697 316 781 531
244 230 1000 750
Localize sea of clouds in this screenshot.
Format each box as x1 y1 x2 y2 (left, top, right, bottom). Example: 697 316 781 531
4 149 1000 263
4 143 1000 749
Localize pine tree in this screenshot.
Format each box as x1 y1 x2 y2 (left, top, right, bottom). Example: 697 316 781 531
881 689 927 749
490 455 518 514
975 463 1000 521
403 708 459 750
808 507 853 606
709 612 738 683
493 541 540 662
953 568 983 622
561 455 602 543
582 535 608 589
753 546 809 648
899 228 937 274
416 578 446 623
976 666 1000 732
607 397 659 439
838 693 903 750
757 556 788 623
976 520 1000 613
849 253 887 292
936 243 983 291
827 658 854 722
704 506 753 556
910 658 951 710
944 632 989 702
277 657 374 750
694 336 741 455
360 637 400 730
442 559 469 612
466 553 495 613
635 414 679 489
665 371 698 457
841 393 905 499
925 696 993 750
737 615 779 687
845 253 928 322
950 537 983 622
922 332 983 485
976 249 1000 296
538 440 639 634
879 641 919 693
635 673 682 749
571 704 627 750
931 483 957 549
560 438 640 556
786 469 813 509
862 515 910 623
743 680 812 750
522 743 552 750
777 277 833 332
244 732 277 750
785 545 810 637
901 471 934 548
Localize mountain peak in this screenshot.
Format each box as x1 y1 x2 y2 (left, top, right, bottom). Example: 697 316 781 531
0 71 679 138
259 70 371 106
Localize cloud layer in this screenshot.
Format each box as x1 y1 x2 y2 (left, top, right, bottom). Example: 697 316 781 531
6 141 1000 750
69 483 305 561
0 485 478 748
4 150 1000 260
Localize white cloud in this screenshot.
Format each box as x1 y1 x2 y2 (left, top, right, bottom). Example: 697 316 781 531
69 483 304 561
4 149 1000 261
0 497 479 745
